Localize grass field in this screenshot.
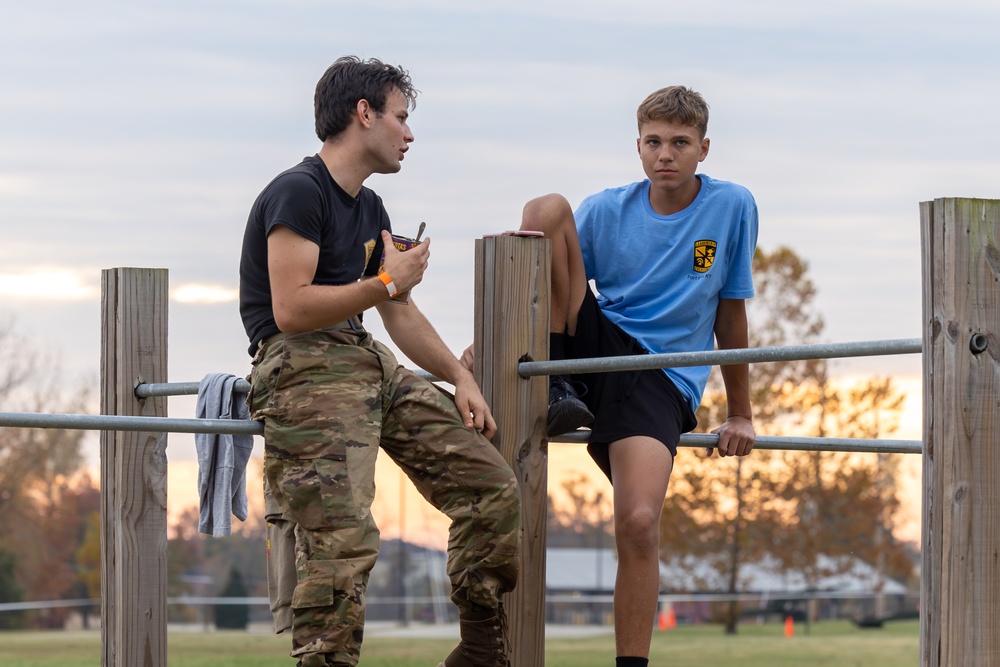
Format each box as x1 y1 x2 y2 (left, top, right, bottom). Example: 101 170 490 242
0 619 919 666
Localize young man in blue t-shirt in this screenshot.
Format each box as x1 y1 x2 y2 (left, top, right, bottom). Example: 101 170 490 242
513 86 757 666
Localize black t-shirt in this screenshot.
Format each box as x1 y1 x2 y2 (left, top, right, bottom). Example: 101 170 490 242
239 155 391 355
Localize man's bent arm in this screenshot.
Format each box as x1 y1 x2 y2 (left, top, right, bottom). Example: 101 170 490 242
377 298 496 438
268 226 426 332
712 298 755 456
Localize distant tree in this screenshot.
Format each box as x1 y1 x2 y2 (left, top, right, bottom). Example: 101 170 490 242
76 511 102 600
214 565 250 630
661 247 911 633
200 517 267 586
0 320 96 628
547 473 613 549
17 473 100 628
767 376 913 610
165 505 269 626
0 320 36 404
75 510 102 627
0 548 25 629
165 506 207 623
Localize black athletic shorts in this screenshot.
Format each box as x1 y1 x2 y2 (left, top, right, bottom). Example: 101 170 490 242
567 289 698 481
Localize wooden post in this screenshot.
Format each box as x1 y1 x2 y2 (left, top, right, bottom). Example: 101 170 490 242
474 235 550 666
921 198 1000 666
101 268 169 667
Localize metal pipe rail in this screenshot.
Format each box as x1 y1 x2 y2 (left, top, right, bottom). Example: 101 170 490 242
518 338 922 377
134 380 225 398
0 336 924 453
0 589 907 614
0 411 264 435
132 338 920 398
134 370 439 399
0 411 920 454
554 430 921 454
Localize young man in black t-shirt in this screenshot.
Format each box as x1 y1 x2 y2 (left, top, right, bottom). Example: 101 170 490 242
240 56 519 667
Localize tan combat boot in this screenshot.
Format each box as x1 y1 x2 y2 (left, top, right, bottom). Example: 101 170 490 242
437 603 511 667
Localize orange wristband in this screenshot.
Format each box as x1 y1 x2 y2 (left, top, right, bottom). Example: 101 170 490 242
378 271 398 298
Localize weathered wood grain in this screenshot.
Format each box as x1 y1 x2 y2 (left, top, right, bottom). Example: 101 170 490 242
475 236 550 666
921 198 1000 666
101 268 169 667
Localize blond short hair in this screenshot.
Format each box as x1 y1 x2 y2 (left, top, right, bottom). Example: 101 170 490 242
636 86 709 138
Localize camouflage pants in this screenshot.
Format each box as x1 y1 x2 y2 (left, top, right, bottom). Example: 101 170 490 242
264 477 295 635
248 328 521 667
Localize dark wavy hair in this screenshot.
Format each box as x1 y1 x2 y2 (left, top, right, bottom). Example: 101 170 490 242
314 56 418 142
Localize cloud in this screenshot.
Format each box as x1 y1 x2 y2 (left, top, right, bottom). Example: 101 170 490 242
0 270 99 300
3 1 996 432
0 174 37 195
171 283 239 304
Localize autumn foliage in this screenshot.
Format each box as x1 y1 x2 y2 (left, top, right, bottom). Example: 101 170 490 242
660 247 915 632
0 321 99 628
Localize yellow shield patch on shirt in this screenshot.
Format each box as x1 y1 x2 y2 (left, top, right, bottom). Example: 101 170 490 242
363 238 377 267
693 239 717 273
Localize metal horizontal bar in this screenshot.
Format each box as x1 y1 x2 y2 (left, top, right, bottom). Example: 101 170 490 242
134 381 221 398
0 598 98 612
169 596 456 606
0 591 904 613
133 338 918 397
0 412 923 454
134 370 440 398
0 411 264 435
518 338 922 377
551 430 922 455
168 596 270 606
551 590 906 604
0 410 920 453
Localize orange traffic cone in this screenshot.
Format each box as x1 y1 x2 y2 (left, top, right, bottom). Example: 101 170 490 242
666 609 677 629
658 611 668 630
784 615 794 638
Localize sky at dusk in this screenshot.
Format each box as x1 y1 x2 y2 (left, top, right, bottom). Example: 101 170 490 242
4 0 998 545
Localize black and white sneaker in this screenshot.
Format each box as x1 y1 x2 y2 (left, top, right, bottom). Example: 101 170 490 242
547 376 594 436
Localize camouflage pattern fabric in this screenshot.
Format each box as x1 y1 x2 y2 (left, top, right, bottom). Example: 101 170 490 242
263 455 295 634
248 327 520 667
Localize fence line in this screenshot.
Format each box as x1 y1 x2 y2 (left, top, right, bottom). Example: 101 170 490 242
0 590 911 614
0 335 923 453
134 369 438 399
0 599 99 612
129 338 920 399
5 196 998 666
0 411 262 435
554 431 921 454
0 410 921 455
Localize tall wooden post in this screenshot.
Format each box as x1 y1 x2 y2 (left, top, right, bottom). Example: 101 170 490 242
474 235 550 666
921 198 1000 666
101 268 169 667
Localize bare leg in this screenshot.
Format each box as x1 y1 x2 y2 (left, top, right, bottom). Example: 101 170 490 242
520 194 589 335
608 436 674 658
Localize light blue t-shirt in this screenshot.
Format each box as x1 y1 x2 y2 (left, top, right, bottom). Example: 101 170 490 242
576 174 758 412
